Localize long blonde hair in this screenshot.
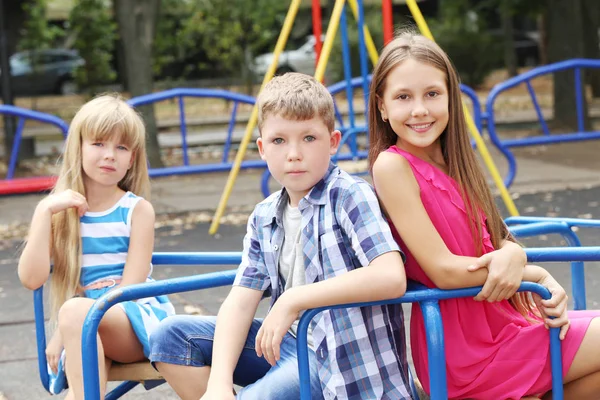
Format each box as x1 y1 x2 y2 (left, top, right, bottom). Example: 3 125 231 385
49 93 150 320
368 31 538 320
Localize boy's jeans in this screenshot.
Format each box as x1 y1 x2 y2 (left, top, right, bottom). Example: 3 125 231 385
149 315 324 400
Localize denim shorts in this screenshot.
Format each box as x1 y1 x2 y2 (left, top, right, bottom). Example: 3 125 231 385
149 315 324 400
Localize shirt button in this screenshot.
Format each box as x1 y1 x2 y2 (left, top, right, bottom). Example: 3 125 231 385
273 245 279 250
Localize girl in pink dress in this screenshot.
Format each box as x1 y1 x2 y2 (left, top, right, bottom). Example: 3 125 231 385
368 31 600 399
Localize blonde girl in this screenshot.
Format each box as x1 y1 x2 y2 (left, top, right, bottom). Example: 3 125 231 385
368 32 600 399
18 94 174 399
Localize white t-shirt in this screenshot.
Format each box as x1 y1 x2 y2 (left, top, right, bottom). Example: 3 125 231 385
279 202 314 348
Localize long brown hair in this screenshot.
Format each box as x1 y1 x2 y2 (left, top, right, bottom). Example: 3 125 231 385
49 93 150 320
368 31 536 318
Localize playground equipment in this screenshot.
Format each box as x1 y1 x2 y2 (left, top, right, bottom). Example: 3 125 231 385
27 237 600 399
209 0 519 235
0 105 68 195
485 58 600 188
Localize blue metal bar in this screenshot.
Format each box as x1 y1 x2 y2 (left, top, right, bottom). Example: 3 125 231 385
177 96 190 166
525 246 600 262
334 126 367 163
356 0 370 113
332 98 346 129
420 300 447 399
340 6 355 129
127 88 256 108
459 84 483 134
525 80 550 136
484 58 600 188
297 282 563 400
340 6 357 156
261 168 272 198
501 131 600 147
575 68 584 132
222 101 239 163
33 287 50 392
0 105 69 136
509 222 586 310
82 269 238 400
505 216 600 229
7 117 26 179
105 381 140 400
151 251 242 265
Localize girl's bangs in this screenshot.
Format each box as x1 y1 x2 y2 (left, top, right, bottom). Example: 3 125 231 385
81 111 144 150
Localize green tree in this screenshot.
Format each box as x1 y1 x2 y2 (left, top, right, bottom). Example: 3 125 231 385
69 0 116 94
429 0 502 88
18 0 64 98
177 0 288 94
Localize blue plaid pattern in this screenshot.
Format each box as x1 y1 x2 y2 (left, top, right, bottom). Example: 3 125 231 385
234 163 412 400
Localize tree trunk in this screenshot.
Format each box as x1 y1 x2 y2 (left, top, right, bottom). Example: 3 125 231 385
114 0 163 167
547 0 590 131
581 0 600 98
500 0 517 77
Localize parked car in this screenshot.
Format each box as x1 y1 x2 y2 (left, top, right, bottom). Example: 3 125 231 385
0 48 84 96
252 35 323 77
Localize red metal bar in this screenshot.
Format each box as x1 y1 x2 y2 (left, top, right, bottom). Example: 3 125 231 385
382 0 393 45
312 0 323 69
0 176 56 195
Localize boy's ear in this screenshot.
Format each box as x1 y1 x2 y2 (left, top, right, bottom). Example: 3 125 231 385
256 137 267 161
329 130 342 155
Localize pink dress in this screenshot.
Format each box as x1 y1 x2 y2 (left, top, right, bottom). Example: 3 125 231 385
384 145 599 399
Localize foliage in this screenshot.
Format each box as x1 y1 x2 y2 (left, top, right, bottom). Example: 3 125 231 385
18 0 64 55
68 0 116 92
174 0 288 86
429 0 502 88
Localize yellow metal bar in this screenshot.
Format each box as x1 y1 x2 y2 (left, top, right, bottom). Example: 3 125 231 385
209 0 302 235
347 0 379 65
314 0 346 82
405 0 519 216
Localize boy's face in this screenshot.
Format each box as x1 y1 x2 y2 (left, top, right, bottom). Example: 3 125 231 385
257 114 340 207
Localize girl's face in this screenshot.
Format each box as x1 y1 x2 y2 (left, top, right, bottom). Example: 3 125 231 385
378 58 449 157
81 134 134 189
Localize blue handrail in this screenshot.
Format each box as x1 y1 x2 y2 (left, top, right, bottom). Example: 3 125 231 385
297 282 561 400
0 105 69 179
485 59 600 188
77 247 600 399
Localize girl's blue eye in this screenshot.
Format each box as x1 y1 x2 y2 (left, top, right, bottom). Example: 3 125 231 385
273 138 284 144
305 136 315 142
117 145 128 150
92 142 103 147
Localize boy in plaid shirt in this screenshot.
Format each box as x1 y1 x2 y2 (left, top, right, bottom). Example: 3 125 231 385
149 73 413 400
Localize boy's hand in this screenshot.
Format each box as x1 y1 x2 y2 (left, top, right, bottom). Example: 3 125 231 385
468 242 526 302
255 291 300 366
46 331 63 374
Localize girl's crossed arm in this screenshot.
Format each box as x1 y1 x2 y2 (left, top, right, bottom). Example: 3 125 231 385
372 151 522 292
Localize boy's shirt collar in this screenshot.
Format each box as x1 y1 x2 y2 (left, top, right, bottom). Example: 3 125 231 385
263 161 337 228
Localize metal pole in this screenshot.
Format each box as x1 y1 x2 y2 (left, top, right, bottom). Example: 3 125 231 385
0 0 15 160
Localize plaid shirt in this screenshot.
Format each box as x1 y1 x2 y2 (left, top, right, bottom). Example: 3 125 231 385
234 163 412 400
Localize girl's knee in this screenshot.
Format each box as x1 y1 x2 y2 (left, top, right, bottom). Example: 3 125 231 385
57 297 94 334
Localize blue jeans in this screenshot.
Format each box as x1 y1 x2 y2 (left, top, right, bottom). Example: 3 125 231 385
149 315 324 400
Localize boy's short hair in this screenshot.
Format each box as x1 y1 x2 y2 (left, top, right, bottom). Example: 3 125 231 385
257 72 335 133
